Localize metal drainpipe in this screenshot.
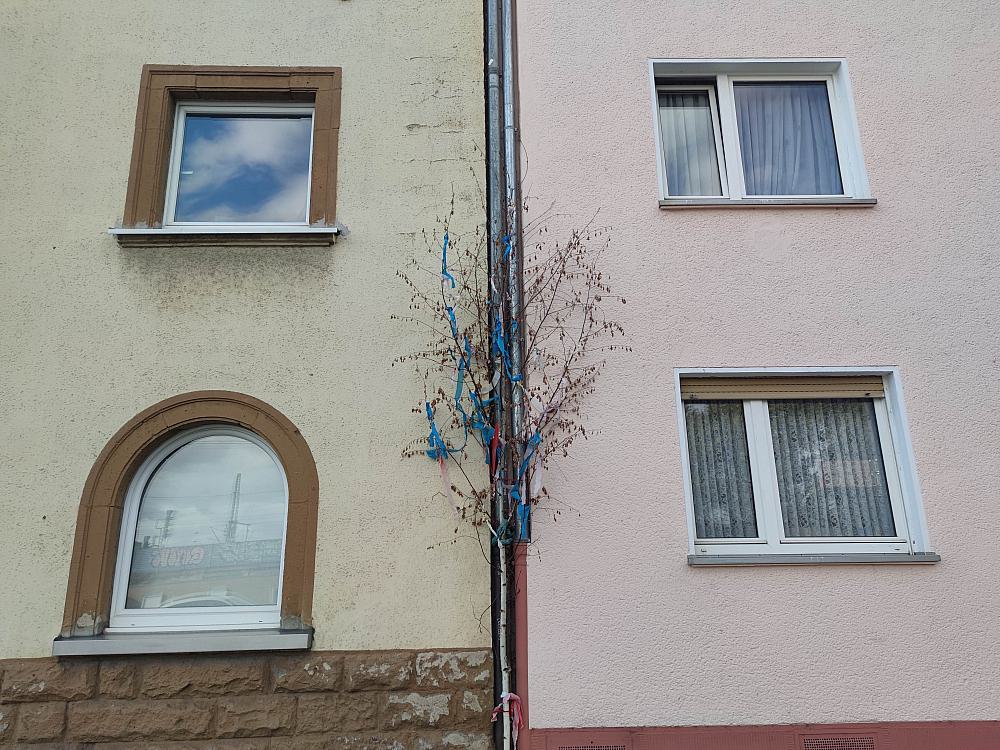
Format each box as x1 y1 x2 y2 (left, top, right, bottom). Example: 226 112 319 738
501 0 528 744
502 0 527 543
484 0 514 747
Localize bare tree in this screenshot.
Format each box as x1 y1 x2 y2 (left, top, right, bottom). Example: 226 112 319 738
393 196 628 548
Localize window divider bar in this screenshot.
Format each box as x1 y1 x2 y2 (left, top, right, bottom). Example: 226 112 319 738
746 399 783 549
705 84 729 197
162 102 186 226
714 74 746 199
742 400 772 545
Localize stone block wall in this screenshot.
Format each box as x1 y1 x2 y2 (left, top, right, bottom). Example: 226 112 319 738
0 649 492 748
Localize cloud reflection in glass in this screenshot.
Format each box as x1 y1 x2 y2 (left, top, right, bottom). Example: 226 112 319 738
172 114 313 224
126 434 287 609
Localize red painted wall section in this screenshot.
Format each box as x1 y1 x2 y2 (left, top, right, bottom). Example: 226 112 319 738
514 543 532 749
528 722 1000 750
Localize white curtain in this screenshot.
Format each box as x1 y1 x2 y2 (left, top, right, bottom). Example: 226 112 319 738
769 399 895 538
734 82 843 196
684 401 757 538
658 91 723 196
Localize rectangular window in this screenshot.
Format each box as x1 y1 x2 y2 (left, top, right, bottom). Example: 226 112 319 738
112 66 342 246
650 60 871 204
165 105 315 226
678 373 930 559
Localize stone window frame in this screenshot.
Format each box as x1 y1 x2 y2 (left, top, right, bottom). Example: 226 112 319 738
56 391 319 655
112 65 342 246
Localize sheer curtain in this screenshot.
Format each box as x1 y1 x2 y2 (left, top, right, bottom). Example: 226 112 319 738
734 82 843 196
658 91 723 196
684 401 757 538
769 399 895 538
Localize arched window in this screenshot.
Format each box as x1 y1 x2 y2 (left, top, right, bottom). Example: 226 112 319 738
109 425 288 631
57 392 319 654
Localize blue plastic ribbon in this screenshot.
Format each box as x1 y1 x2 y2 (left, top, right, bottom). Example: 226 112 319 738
469 391 495 455
425 401 450 460
492 318 522 383
511 431 542 541
452 338 471 447
517 431 542 482
492 516 514 546
441 232 456 289
516 501 531 541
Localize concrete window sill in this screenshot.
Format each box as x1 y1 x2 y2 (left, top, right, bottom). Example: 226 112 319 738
51 628 312 656
109 226 340 247
688 553 941 566
659 197 877 209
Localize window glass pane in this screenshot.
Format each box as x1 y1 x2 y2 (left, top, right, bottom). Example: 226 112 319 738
658 91 723 196
733 82 843 196
126 434 286 609
769 399 895 538
684 401 757 538
173 113 312 223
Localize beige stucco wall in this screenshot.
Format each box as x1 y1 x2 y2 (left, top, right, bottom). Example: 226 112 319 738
0 0 487 658
518 0 1000 728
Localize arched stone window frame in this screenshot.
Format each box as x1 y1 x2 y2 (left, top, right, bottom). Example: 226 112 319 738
56 391 318 654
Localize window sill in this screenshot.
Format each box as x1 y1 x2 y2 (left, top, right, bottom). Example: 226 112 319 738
51 628 312 656
659 197 877 209
688 552 940 567
109 226 340 247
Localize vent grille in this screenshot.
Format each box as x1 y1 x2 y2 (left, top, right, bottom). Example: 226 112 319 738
558 746 628 750
803 738 876 750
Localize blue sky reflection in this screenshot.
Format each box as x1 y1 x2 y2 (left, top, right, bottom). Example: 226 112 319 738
173 114 312 223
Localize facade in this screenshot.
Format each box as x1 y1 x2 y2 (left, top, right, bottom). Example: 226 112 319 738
3 1 1000 749
0 1 492 747
513 1 1000 748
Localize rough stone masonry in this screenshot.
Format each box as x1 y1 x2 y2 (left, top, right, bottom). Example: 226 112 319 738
0 649 492 748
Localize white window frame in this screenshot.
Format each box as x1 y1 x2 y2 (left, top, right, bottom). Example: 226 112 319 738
648 59 871 202
674 367 932 558
107 425 289 633
163 102 316 230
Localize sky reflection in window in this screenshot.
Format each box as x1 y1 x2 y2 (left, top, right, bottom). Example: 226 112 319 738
172 113 312 223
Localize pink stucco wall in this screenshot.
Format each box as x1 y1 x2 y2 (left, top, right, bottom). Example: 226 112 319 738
517 0 1000 729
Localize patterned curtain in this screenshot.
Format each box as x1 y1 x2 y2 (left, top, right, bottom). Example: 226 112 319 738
769 399 895 537
684 401 757 538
